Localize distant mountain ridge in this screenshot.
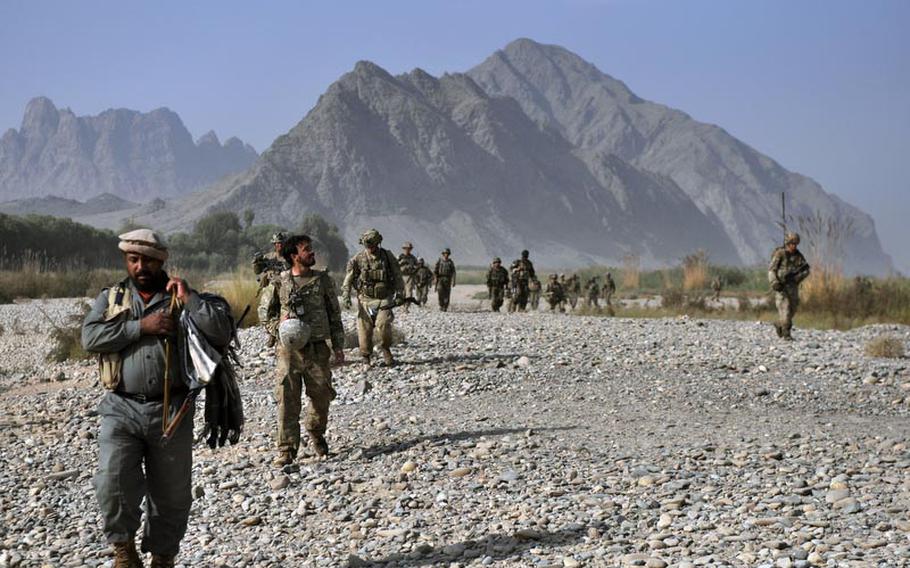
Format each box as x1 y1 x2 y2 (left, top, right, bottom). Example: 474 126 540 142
0 97 258 202
40 39 891 272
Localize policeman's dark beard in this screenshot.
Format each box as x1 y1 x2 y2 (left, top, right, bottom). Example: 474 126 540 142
131 270 168 293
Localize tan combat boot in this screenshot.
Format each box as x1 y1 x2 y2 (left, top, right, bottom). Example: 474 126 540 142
150 554 175 568
112 539 143 568
310 433 329 457
272 449 294 467
361 354 371 369
381 348 394 367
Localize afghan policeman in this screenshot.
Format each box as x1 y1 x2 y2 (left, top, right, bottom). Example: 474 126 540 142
260 234 345 465
82 229 233 568
342 229 405 367
768 232 811 340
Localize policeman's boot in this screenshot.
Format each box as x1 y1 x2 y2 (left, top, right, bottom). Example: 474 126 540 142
309 433 329 457
112 539 143 568
381 348 395 367
150 554 175 568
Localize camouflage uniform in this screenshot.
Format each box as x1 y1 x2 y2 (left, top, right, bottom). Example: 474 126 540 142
486 258 510 312
342 235 405 364
566 275 581 309
768 233 810 340
545 275 565 312
414 259 433 306
711 276 722 302
260 269 344 460
602 273 616 307
253 233 290 346
528 277 541 310
585 278 600 308
434 250 456 312
397 244 418 313
510 252 536 311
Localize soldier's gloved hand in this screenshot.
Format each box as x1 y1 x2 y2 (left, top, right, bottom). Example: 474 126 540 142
342 296 352 309
771 282 783 292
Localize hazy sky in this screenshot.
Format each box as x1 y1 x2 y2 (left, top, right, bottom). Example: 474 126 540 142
2 0 908 271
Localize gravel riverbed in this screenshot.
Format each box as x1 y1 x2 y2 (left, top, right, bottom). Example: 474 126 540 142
1 293 909 567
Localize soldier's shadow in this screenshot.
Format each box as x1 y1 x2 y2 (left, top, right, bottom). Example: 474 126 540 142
348 522 596 567
399 352 535 367
358 426 576 460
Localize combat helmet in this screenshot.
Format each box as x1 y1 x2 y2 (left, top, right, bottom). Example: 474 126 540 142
492 257 501 264
784 232 801 246
521 249 529 259
549 273 558 280
271 231 287 244
402 241 413 250
417 257 425 265
279 319 311 350
442 248 451 255
360 228 383 246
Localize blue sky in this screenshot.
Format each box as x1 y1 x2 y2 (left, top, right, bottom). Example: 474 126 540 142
1 0 908 271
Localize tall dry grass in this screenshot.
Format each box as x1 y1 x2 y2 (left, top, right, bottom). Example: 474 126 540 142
213 267 262 327
622 254 640 290
682 250 710 291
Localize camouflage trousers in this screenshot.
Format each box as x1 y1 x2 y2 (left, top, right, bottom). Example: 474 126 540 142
528 290 540 310
357 298 394 355
585 295 599 308
436 279 452 311
775 286 800 332
603 291 613 307
568 293 579 309
276 341 337 456
415 284 429 306
489 286 506 312
402 275 415 312
514 282 529 311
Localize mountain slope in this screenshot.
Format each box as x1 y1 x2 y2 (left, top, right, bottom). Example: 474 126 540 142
139 62 738 266
468 38 891 273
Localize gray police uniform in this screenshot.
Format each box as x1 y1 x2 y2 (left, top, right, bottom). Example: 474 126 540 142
82 280 233 557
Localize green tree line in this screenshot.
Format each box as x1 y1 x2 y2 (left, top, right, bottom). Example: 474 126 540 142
0 213 122 269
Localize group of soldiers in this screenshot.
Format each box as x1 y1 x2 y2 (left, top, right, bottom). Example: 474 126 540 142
79 225 810 567
485 252 617 314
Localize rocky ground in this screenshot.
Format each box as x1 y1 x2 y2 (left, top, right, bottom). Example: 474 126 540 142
1 289 909 567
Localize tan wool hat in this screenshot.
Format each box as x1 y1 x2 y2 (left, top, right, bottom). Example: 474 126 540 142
118 228 169 261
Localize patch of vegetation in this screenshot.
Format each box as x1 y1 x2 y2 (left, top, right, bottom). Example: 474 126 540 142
865 336 906 359
44 302 93 363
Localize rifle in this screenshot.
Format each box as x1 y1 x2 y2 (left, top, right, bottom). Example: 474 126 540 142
781 264 810 286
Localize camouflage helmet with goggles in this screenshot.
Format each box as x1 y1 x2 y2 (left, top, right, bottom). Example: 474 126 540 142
784 232 801 246
360 228 383 246
492 257 501 263
549 273 558 280
402 241 413 249
271 231 287 244
417 257 425 265
442 248 451 255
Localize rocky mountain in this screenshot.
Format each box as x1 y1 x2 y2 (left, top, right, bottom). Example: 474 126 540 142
0 193 139 218
108 39 890 272
468 38 891 273
137 63 739 266
0 97 258 202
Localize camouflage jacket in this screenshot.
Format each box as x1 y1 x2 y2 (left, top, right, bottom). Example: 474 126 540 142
486 266 510 288
342 247 404 300
261 269 345 349
512 259 535 282
253 250 289 288
604 277 616 294
545 282 564 302
414 266 433 287
768 247 810 289
398 252 418 276
434 258 456 283
586 282 600 297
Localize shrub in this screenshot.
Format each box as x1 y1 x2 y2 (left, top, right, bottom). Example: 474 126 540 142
45 302 92 363
682 250 710 291
622 254 640 290
865 336 905 359
213 268 262 328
